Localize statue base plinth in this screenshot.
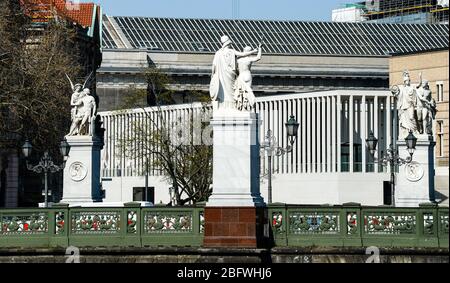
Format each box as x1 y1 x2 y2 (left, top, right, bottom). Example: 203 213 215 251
395 134 436 207
204 110 266 247
206 110 265 207
61 135 104 205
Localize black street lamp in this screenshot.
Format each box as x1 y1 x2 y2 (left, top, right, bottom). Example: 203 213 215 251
285 115 300 146
262 115 299 204
405 130 418 157
365 130 417 206
21 140 33 159
366 132 378 157
22 139 71 208
60 139 71 159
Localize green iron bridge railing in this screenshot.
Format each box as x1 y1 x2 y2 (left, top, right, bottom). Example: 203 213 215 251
268 203 448 248
0 203 205 249
0 203 448 249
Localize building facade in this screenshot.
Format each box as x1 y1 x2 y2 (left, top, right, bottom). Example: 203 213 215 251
99 90 398 206
332 0 449 24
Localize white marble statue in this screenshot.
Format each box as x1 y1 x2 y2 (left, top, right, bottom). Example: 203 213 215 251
234 45 262 111
210 35 260 110
391 70 419 139
68 88 97 136
66 72 93 122
416 73 437 135
66 73 97 136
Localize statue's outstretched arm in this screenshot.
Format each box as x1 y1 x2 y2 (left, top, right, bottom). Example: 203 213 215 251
72 100 83 107
236 49 258 58
416 72 423 89
250 47 262 62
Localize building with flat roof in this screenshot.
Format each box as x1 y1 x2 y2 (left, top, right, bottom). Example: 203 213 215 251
97 16 448 112
332 0 449 24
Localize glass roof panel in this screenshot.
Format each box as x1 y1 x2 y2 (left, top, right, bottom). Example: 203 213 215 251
104 17 449 56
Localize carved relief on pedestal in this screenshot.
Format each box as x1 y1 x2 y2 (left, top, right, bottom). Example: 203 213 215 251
69 162 88 182
404 161 425 182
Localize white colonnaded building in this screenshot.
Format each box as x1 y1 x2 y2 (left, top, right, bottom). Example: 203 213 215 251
99 90 398 206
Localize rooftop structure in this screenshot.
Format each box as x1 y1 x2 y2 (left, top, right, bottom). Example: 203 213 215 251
333 0 449 24
97 16 448 112
102 16 449 56
20 0 101 36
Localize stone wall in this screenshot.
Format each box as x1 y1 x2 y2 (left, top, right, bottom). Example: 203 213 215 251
0 247 447 263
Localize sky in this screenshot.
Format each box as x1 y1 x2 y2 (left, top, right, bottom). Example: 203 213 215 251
88 0 356 21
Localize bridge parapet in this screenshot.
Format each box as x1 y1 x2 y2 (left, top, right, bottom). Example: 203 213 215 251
0 203 447 249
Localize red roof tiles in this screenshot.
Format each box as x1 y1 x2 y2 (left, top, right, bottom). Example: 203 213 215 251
21 0 98 28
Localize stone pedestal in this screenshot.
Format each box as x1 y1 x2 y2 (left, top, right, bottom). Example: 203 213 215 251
61 136 103 206
204 109 266 248
206 110 265 207
396 134 436 207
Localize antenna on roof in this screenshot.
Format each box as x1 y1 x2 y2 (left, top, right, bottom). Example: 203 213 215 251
232 0 240 19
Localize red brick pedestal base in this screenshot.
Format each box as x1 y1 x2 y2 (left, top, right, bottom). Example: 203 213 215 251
203 207 266 248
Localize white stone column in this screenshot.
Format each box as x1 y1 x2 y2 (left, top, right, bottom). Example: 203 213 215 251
312 98 316 173
386 97 392 174
307 98 311 173
62 136 104 205
337 95 342 173
332 96 337 173
321 97 326 173
302 99 306 173
349 96 354 173
207 110 265 207
362 95 367 173
327 96 332 173
396 135 436 207
374 96 379 173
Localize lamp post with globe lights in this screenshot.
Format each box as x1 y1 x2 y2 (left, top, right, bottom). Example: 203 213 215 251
366 130 417 206
261 115 299 204
22 139 71 208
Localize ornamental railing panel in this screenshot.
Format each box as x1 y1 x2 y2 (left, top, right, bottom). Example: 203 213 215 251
289 211 340 235
143 211 193 234
363 212 417 235
70 211 121 235
1 213 48 236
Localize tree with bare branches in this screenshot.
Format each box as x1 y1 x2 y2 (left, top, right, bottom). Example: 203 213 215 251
0 0 82 156
118 67 213 205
